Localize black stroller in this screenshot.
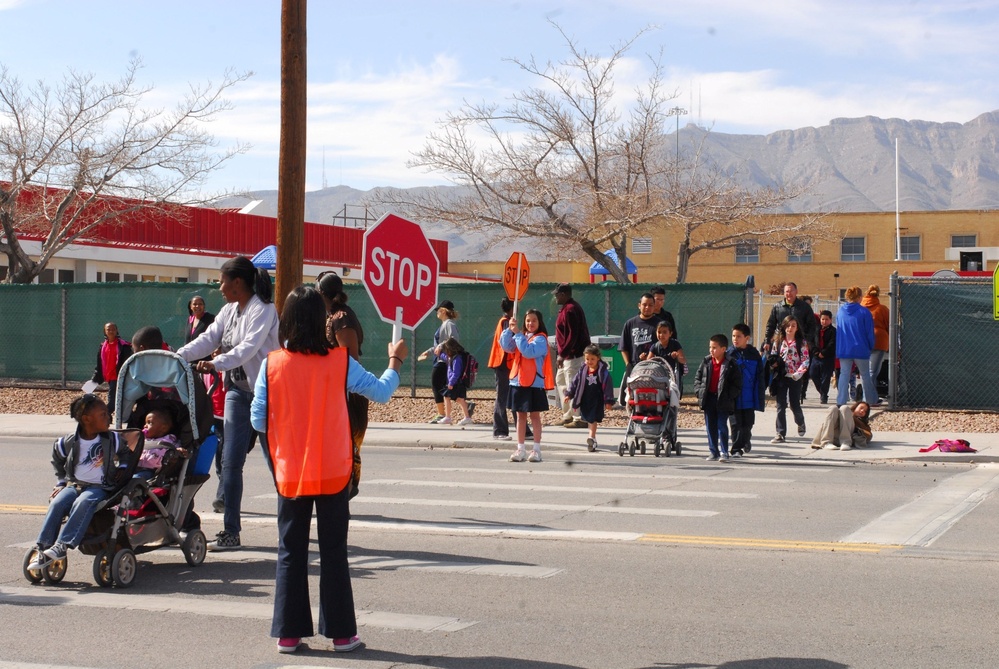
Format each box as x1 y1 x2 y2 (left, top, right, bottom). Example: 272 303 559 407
619 358 682 457
22 350 217 588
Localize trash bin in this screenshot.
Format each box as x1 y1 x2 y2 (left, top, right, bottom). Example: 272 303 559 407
590 335 625 389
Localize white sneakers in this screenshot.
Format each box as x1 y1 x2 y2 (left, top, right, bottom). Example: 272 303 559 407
458 417 473 425
436 416 473 426
510 448 542 462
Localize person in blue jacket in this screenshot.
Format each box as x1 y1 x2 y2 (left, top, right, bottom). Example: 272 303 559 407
835 286 877 407
499 308 555 463
728 323 765 457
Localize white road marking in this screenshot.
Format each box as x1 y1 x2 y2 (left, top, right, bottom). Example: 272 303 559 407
0 586 476 632
411 467 798 483
351 520 645 542
353 495 717 517
842 466 999 546
364 479 757 499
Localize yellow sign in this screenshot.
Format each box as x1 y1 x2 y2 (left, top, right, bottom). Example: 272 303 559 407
995 263 999 320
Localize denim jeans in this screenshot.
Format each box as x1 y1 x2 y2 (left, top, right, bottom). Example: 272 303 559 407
37 485 109 548
212 417 225 503
271 488 356 640
702 393 730 458
837 357 877 407
222 386 255 535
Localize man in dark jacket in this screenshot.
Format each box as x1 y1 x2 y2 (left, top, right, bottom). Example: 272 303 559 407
763 282 816 351
553 283 591 427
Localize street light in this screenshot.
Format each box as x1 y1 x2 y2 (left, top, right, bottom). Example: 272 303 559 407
667 106 687 162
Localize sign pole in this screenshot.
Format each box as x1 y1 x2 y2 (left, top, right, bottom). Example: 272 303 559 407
393 306 403 342
513 254 523 321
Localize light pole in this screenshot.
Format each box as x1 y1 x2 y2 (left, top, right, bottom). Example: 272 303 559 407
667 106 687 163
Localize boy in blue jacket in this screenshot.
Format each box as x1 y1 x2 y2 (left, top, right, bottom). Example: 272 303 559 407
728 323 765 457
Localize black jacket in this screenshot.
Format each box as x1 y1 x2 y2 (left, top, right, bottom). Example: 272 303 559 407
90 338 133 384
693 354 742 413
765 299 816 346
52 430 137 491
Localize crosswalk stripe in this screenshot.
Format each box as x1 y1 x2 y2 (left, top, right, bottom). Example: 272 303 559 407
0 586 476 632
364 479 757 499
639 534 902 553
411 467 796 483
351 496 718 517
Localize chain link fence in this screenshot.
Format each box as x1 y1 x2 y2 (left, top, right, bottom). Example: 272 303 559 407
890 274 998 410
1 280 751 396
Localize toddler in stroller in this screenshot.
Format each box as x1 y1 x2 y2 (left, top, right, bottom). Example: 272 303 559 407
619 357 682 457
135 408 186 479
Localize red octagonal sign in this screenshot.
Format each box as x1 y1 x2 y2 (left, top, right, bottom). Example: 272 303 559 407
362 213 440 332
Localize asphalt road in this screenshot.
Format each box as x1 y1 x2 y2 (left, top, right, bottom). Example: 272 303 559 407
2 437 999 669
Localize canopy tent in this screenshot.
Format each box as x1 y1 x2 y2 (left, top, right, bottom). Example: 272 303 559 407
589 249 638 283
250 245 277 270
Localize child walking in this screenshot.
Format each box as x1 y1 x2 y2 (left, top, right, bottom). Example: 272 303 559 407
728 323 765 457
28 394 137 571
565 344 615 452
438 338 474 425
693 334 742 462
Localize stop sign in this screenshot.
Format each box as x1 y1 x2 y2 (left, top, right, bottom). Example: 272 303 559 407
362 213 440 332
503 252 530 301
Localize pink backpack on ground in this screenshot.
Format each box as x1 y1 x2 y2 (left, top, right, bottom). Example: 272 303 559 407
919 439 976 453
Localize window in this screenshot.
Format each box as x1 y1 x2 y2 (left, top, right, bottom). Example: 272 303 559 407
123 273 138 282
951 234 976 248
175 277 188 283
39 269 55 284
631 237 652 254
56 269 74 283
899 236 921 260
841 237 866 262
105 272 120 282
735 240 759 263
786 238 812 263
141 274 156 282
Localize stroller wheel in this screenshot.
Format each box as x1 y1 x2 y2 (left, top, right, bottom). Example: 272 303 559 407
93 549 113 588
654 442 662 458
22 547 43 584
662 439 672 457
675 441 682 456
182 529 208 566
42 554 67 585
111 548 137 589
629 441 636 457
618 442 626 457
639 441 646 455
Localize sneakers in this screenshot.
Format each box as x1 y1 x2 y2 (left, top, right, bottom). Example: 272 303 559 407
797 424 807 437
493 434 512 441
527 450 542 463
510 449 527 462
771 435 785 444
719 455 730 463
208 531 240 551
429 415 445 424
731 450 743 458
586 437 597 452
458 417 473 426
277 638 301 654
211 499 225 514
705 455 720 461
824 443 839 450
333 635 362 652
27 543 60 570
744 444 752 453
438 416 453 425
42 542 68 563
840 444 853 451
811 443 823 449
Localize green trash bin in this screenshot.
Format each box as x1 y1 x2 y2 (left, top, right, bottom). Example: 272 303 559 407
591 335 625 388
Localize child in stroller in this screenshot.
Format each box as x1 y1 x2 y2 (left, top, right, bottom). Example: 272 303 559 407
619 357 682 457
25 394 141 579
135 408 187 480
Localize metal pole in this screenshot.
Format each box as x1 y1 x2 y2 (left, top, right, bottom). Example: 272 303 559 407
888 271 899 409
61 287 67 388
410 328 418 398
275 0 307 312
895 138 901 262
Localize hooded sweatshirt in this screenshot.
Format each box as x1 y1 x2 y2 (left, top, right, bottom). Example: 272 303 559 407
860 295 889 352
835 302 875 359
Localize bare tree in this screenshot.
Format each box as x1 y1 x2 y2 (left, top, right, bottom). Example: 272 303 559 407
385 23 821 284
0 59 251 283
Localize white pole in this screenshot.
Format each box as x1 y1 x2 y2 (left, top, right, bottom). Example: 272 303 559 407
512 254 523 321
895 137 902 262
392 306 402 343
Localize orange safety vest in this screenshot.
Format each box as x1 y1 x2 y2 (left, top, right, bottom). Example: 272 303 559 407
487 315 513 369
265 347 352 498
509 331 556 390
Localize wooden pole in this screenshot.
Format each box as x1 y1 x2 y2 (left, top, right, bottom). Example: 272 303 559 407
275 0 307 314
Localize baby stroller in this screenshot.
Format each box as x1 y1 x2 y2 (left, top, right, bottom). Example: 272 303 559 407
618 358 682 457
24 350 217 588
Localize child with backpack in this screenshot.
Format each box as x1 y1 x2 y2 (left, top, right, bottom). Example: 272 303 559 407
565 344 615 452
438 338 475 425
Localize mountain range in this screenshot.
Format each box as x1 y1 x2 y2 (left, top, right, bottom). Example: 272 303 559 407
220 111 999 262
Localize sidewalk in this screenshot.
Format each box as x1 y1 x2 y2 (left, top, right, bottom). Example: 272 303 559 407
1 402 995 464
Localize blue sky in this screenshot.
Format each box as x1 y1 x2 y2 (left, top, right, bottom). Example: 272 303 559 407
2 0 997 195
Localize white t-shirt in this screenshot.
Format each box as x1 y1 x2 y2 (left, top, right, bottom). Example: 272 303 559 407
74 435 105 485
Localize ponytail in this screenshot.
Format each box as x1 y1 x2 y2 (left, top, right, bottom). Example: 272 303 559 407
254 267 273 304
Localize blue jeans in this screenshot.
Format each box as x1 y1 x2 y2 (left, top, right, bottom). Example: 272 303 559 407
272 488 356 640
222 386 255 535
37 485 109 548
702 393 730 458
838 357 877 407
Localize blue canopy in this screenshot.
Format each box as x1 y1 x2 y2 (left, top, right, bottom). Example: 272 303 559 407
589 249 638 275
251 245 277 270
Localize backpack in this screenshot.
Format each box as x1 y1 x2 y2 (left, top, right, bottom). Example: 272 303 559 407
919 438 976 453
459 352 478 387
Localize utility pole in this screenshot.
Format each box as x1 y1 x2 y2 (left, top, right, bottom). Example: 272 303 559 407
275 0 306 313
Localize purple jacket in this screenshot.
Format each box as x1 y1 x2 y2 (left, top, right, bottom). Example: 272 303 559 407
566 360 614 409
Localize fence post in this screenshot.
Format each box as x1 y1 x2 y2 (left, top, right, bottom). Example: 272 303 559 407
409 328 418 398
755 290 765 349
604 287 611 335
744 275 755 333
888 271 900 410
61 287 68 389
